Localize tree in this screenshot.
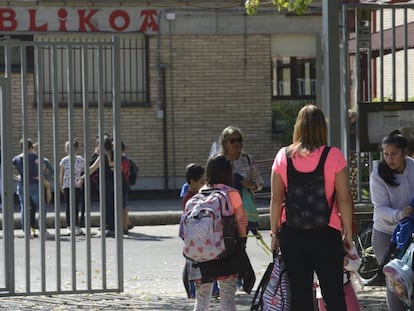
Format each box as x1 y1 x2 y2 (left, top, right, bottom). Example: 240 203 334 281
245 0 314 15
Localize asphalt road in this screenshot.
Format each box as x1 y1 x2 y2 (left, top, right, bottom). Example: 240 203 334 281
0 224 387 310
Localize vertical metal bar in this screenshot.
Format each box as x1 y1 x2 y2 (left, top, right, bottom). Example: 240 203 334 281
66 43 77 290
392 8 396 101
380 8 384 101
404 8 408 101
20 42 32 293
2 40 16 294
112 36 123 291
34 40 47 293
50 43 62 292
97 43 107 289
341 4 350 159
355 8 362 202
81 44 93 291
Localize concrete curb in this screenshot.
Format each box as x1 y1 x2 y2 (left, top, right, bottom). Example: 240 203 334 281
2 205 373 231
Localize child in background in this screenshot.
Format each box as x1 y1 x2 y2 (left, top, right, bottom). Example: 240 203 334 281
181 164 205 210
180 163 220 299
317 244 362 311
59 139 85 236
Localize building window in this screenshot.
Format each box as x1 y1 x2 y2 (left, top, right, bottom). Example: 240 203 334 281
0 35 34 73
35 33 148 106
272 56 316 98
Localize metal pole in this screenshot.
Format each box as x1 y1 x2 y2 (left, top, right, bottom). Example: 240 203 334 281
322 0 342 149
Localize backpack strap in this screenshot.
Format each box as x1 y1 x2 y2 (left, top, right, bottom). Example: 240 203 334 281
285 146 335 219
200 188 233 216
285 146 331 173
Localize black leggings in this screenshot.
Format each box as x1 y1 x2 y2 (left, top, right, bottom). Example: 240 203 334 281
279 225 346 311
64 187 83 227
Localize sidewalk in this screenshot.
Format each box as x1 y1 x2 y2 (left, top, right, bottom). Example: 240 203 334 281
4 198 272 229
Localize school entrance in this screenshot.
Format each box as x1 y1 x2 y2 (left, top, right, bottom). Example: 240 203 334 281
341 2 414 203
0 36 125 296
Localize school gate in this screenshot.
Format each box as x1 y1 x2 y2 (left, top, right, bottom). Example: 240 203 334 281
0 37 125 295
341 2 414 203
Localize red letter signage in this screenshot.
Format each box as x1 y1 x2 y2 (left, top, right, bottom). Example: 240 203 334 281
0 8 17 31
139 10 158 32
78 9 98 32
109 9 130 31
29 9 48 31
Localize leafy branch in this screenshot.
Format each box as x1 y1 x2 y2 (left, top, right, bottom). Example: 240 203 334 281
245 0 314 15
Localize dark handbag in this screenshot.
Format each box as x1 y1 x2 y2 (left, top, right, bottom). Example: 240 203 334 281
239 247 256 294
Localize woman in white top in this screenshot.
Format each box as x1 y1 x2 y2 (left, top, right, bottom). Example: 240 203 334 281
370 130 414 311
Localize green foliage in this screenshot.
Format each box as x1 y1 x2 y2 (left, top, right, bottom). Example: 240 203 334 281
272 100 309 144
245 0 313 15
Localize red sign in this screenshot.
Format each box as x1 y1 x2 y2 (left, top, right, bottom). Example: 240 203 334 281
0 7 158 33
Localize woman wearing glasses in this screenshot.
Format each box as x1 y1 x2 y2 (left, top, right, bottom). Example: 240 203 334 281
219 126 264 243
219 125 263 195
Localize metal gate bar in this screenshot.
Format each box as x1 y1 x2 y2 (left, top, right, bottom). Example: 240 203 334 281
0 37 123 296
341 3 414 203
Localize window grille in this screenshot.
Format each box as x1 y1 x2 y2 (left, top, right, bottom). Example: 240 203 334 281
35 33 148 106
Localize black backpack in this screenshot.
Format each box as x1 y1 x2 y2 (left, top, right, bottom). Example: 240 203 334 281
128 159 138 186
285 146 334 230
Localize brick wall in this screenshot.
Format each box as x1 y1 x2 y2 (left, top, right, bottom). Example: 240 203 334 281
7 34 275 190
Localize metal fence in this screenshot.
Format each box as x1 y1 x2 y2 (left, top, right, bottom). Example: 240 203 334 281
0 37 124 296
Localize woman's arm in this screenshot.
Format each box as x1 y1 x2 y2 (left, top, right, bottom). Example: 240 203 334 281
370 173 404 223
59 164 65 193
270 171 285 251
88 156 100 175
228 190 248 236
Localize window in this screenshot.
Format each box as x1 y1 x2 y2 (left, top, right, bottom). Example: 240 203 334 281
0 35 34 73
35 33 148 106
272 56 316 98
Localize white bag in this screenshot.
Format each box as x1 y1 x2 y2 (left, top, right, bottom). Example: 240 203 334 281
383 242 414 306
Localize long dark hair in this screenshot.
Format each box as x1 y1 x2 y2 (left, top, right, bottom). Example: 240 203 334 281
378 130 407 186
205 155 233 187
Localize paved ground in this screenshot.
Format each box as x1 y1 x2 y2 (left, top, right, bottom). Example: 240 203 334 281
0 199 387 310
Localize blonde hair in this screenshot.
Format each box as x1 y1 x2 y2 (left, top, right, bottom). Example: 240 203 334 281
219 125 243 155
290 105 327 156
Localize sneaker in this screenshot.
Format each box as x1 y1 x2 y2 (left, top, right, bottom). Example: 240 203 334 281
212 290 220 298
31 227 38 238
44 231 55 241
237 277 243 290
123 229 129 236
66 227 72 235
75 226 85 236
212 281 220 298
105 230 115 238
189 282 196 299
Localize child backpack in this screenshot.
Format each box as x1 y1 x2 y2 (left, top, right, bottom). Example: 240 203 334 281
121 156 131 183
285 146 333 230
128 158 138 186
182 188 237 262
383 241 414 307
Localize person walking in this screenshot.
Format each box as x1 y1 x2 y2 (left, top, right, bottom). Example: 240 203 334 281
59 139 85 236
185 155 248 311
269 104 353 311
121 141 134 235
13 138 54 239
218 126 264 289
86 134 115 237
219 126 263 233
369 130 414 311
